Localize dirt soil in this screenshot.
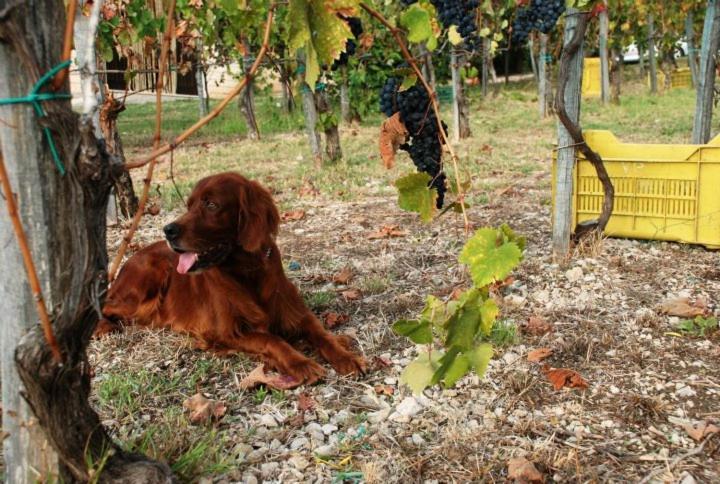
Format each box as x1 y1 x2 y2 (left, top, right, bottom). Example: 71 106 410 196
89 167 720 483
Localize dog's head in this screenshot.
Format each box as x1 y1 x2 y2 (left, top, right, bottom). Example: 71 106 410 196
163 172 280 274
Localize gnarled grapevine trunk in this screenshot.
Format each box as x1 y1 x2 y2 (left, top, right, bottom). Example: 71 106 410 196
240 38 260 140
450 50 471 141
314 89 342 162
554 10 614 253
610 47 623 104
100 93 139 218
0 1 174 482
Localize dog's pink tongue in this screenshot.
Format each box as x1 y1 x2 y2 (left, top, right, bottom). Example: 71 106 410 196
177 252 198 274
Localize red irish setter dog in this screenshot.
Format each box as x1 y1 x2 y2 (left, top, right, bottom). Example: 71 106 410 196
97 172 365 384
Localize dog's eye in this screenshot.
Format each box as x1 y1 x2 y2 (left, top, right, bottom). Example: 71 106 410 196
205 201 218 211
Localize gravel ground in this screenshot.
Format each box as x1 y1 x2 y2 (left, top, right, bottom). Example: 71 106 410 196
88 169 720 483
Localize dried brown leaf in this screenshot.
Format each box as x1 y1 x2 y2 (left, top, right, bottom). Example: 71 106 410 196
332 266 354 285
341 288 363 301
527 348 553 363
298 179 320 198
368 224 408 239
182 393 227 424
374 384 395 396
323 312 349 328
543 366 589 391
658 297 708 318
297 392 316 412
371 356 392 370
238 364 301 390
281 209 306 222
507 456 543 483
523 316 554 336
683 421 720 441
379 113 408 169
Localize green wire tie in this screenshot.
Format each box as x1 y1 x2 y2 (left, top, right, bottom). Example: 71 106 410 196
0 60 73 175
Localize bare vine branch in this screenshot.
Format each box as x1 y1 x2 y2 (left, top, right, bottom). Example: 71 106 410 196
555 11 614 235
108 0 177 281
123 5 277 171
50 0 77 91
359 2 470 233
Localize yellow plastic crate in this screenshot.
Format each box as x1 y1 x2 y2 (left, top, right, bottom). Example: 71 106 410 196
552 130 720 249
649 67 693 89
581 57 601 98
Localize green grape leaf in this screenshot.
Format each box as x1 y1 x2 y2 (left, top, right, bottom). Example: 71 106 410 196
430 346 460 385
479 298 499 337
401 351 442 394
426 34 438 51
399 74 418 91
400 4 433 43
465 342 493 378
445 306 480 351
392 319 433 345
448 25 463 45
420 295 448 327
442 353 471 387
499 223 527 251
459 228 522 287
395 172 437 223
287 0 357 90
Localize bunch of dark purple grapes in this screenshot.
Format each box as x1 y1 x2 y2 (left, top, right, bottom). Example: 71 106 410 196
379 78 448 207
512 0 565 44
332 16 363 70
430 0 480 51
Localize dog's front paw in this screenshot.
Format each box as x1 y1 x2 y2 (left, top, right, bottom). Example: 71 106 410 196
284 358 326 385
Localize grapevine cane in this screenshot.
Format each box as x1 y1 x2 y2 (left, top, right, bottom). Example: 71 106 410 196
108 0 177 282
359 2 470 234
123 5 277 171
50 0 77 91
110 4 277 280
0 148 62 363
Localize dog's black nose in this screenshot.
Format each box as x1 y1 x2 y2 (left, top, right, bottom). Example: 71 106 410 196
163 223 181 242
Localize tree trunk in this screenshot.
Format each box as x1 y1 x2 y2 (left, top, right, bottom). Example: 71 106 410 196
529 35 538 83
0 1 174 481
450 50 471 141
297 57 322 166
420 43 437 93
481 36 489 97
340 65 351 124
240 39 260 140
554 11 615 257
100 93 139 219
610 47 623 104
76 6 137 220
599 1 610 104
687 12 699 89
504 47 510 84
693 0 720 144
195 53 209 117
648 14 658 94
638 45 646 78
553 9 584 258
314 89 342 162
538 33 550 118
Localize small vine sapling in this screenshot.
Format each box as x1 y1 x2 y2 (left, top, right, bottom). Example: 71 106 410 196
393 225 526 394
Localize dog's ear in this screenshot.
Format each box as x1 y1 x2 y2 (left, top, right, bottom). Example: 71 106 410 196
237 179 280 253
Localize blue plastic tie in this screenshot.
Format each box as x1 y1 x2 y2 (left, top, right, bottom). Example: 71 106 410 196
0 60 73 175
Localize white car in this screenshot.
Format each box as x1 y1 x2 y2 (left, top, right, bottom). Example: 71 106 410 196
621 40 688 63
